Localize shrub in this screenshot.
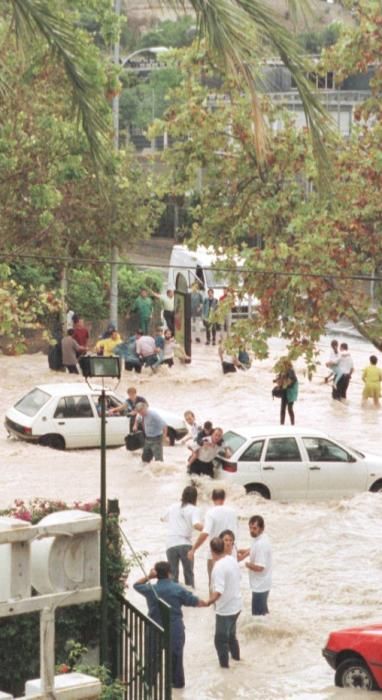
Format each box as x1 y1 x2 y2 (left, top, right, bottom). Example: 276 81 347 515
0 498 131 696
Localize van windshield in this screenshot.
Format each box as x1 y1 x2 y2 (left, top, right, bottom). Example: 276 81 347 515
14 388 51 417
204 267 227 288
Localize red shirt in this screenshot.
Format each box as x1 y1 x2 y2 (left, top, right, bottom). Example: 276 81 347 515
72 326 89 346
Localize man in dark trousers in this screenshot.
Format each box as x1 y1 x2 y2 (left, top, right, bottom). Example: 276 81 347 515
134 561 207 689
207 537 242 669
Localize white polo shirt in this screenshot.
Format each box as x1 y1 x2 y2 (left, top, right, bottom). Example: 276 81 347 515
203 505 238 540
211 555 242 615
248 532 272 593
163 503 202 548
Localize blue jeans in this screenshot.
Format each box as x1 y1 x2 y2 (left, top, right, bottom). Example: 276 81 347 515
214 612 240 668
166 544 194 587
251 591 269 615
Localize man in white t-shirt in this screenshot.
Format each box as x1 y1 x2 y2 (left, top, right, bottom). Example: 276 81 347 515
245 515 272 616
207 537 242 668
162 486 203 587
188 489 238 582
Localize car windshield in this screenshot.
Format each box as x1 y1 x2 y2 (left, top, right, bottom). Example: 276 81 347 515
223 431 246 456
14 388 51 417
328 435 365 459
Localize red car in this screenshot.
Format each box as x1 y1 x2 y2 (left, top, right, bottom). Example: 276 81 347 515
323 624 382 690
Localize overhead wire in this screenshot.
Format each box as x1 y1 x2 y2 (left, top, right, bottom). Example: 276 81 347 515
0 251 381 282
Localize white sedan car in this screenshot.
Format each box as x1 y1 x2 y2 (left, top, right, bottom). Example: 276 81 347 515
5 383 187 450
216 426 382 500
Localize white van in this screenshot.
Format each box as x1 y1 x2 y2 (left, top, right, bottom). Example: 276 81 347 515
168 245 227 294
168 245 253 320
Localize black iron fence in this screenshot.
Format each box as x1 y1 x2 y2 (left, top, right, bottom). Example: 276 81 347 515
118 595 172 700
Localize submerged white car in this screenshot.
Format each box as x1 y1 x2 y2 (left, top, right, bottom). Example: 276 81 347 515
5 383 187 450
216 426 382 500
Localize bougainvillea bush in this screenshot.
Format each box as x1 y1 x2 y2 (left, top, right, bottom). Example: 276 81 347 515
0 498 130 696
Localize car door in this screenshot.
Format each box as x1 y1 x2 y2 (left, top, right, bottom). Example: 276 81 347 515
236 439 265 485
90 394 130 447
52 395 99 448
302 436 367 498
260 437 308 499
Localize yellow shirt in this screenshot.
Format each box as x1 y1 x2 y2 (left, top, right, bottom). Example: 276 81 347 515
95 334 122 356
362 365 382 387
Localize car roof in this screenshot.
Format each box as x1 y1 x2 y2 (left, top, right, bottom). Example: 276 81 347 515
225 426 327 440
35 383 105 396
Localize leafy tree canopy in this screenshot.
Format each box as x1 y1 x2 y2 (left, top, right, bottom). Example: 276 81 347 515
153 7 382 368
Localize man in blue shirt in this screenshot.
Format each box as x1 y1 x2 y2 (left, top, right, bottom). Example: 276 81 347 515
134 561 207 688
133 401 168 464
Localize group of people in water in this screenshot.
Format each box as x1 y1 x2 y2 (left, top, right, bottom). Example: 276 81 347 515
134 486 272 689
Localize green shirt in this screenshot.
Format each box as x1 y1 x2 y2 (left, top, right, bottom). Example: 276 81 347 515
133 296 153 319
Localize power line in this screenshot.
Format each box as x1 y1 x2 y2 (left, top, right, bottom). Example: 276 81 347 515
0 250 380 283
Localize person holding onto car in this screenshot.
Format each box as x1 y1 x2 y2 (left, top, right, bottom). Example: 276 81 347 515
133 401 168 466
187 427 228 478
109 387 146 430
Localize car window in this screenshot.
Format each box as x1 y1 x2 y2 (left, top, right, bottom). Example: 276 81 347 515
240 440 265 462
54 396 94 419
303 437 352 463
265 437 302 462
14 388 51 417
92 395 122 416
223 431 246 455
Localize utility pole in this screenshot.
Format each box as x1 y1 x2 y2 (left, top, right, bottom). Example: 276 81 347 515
110 0 121 327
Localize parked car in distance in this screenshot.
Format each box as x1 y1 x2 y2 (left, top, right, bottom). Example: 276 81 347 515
323 624 382 690
215 426 382 500
5 383 187 450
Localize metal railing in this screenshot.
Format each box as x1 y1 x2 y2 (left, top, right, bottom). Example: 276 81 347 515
118 595 172 700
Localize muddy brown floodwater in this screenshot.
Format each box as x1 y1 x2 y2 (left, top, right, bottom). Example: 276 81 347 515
1 334 382 699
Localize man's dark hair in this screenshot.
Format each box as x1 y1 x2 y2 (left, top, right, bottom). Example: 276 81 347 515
154 561 171 579
210 537 225 555
181 485 198 506
249 515 265 529
219 529 235 541
67 328 74 336
136 329 143 336
340 342 348 351
370 355 378 365
72 314 80 324
212 488 225 502
203 421 213 431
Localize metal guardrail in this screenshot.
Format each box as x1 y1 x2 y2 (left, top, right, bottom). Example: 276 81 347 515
118 595 172 700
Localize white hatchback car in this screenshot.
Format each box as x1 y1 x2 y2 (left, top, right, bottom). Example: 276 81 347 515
216 426 382 500
5 383 187 450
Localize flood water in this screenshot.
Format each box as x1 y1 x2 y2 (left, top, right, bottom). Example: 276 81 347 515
1 333 382 699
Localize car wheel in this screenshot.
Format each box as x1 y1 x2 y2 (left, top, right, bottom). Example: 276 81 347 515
335 658 376 690
244 483 271 499
369 479 382 493
40 434 66 451
167 428 176 446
